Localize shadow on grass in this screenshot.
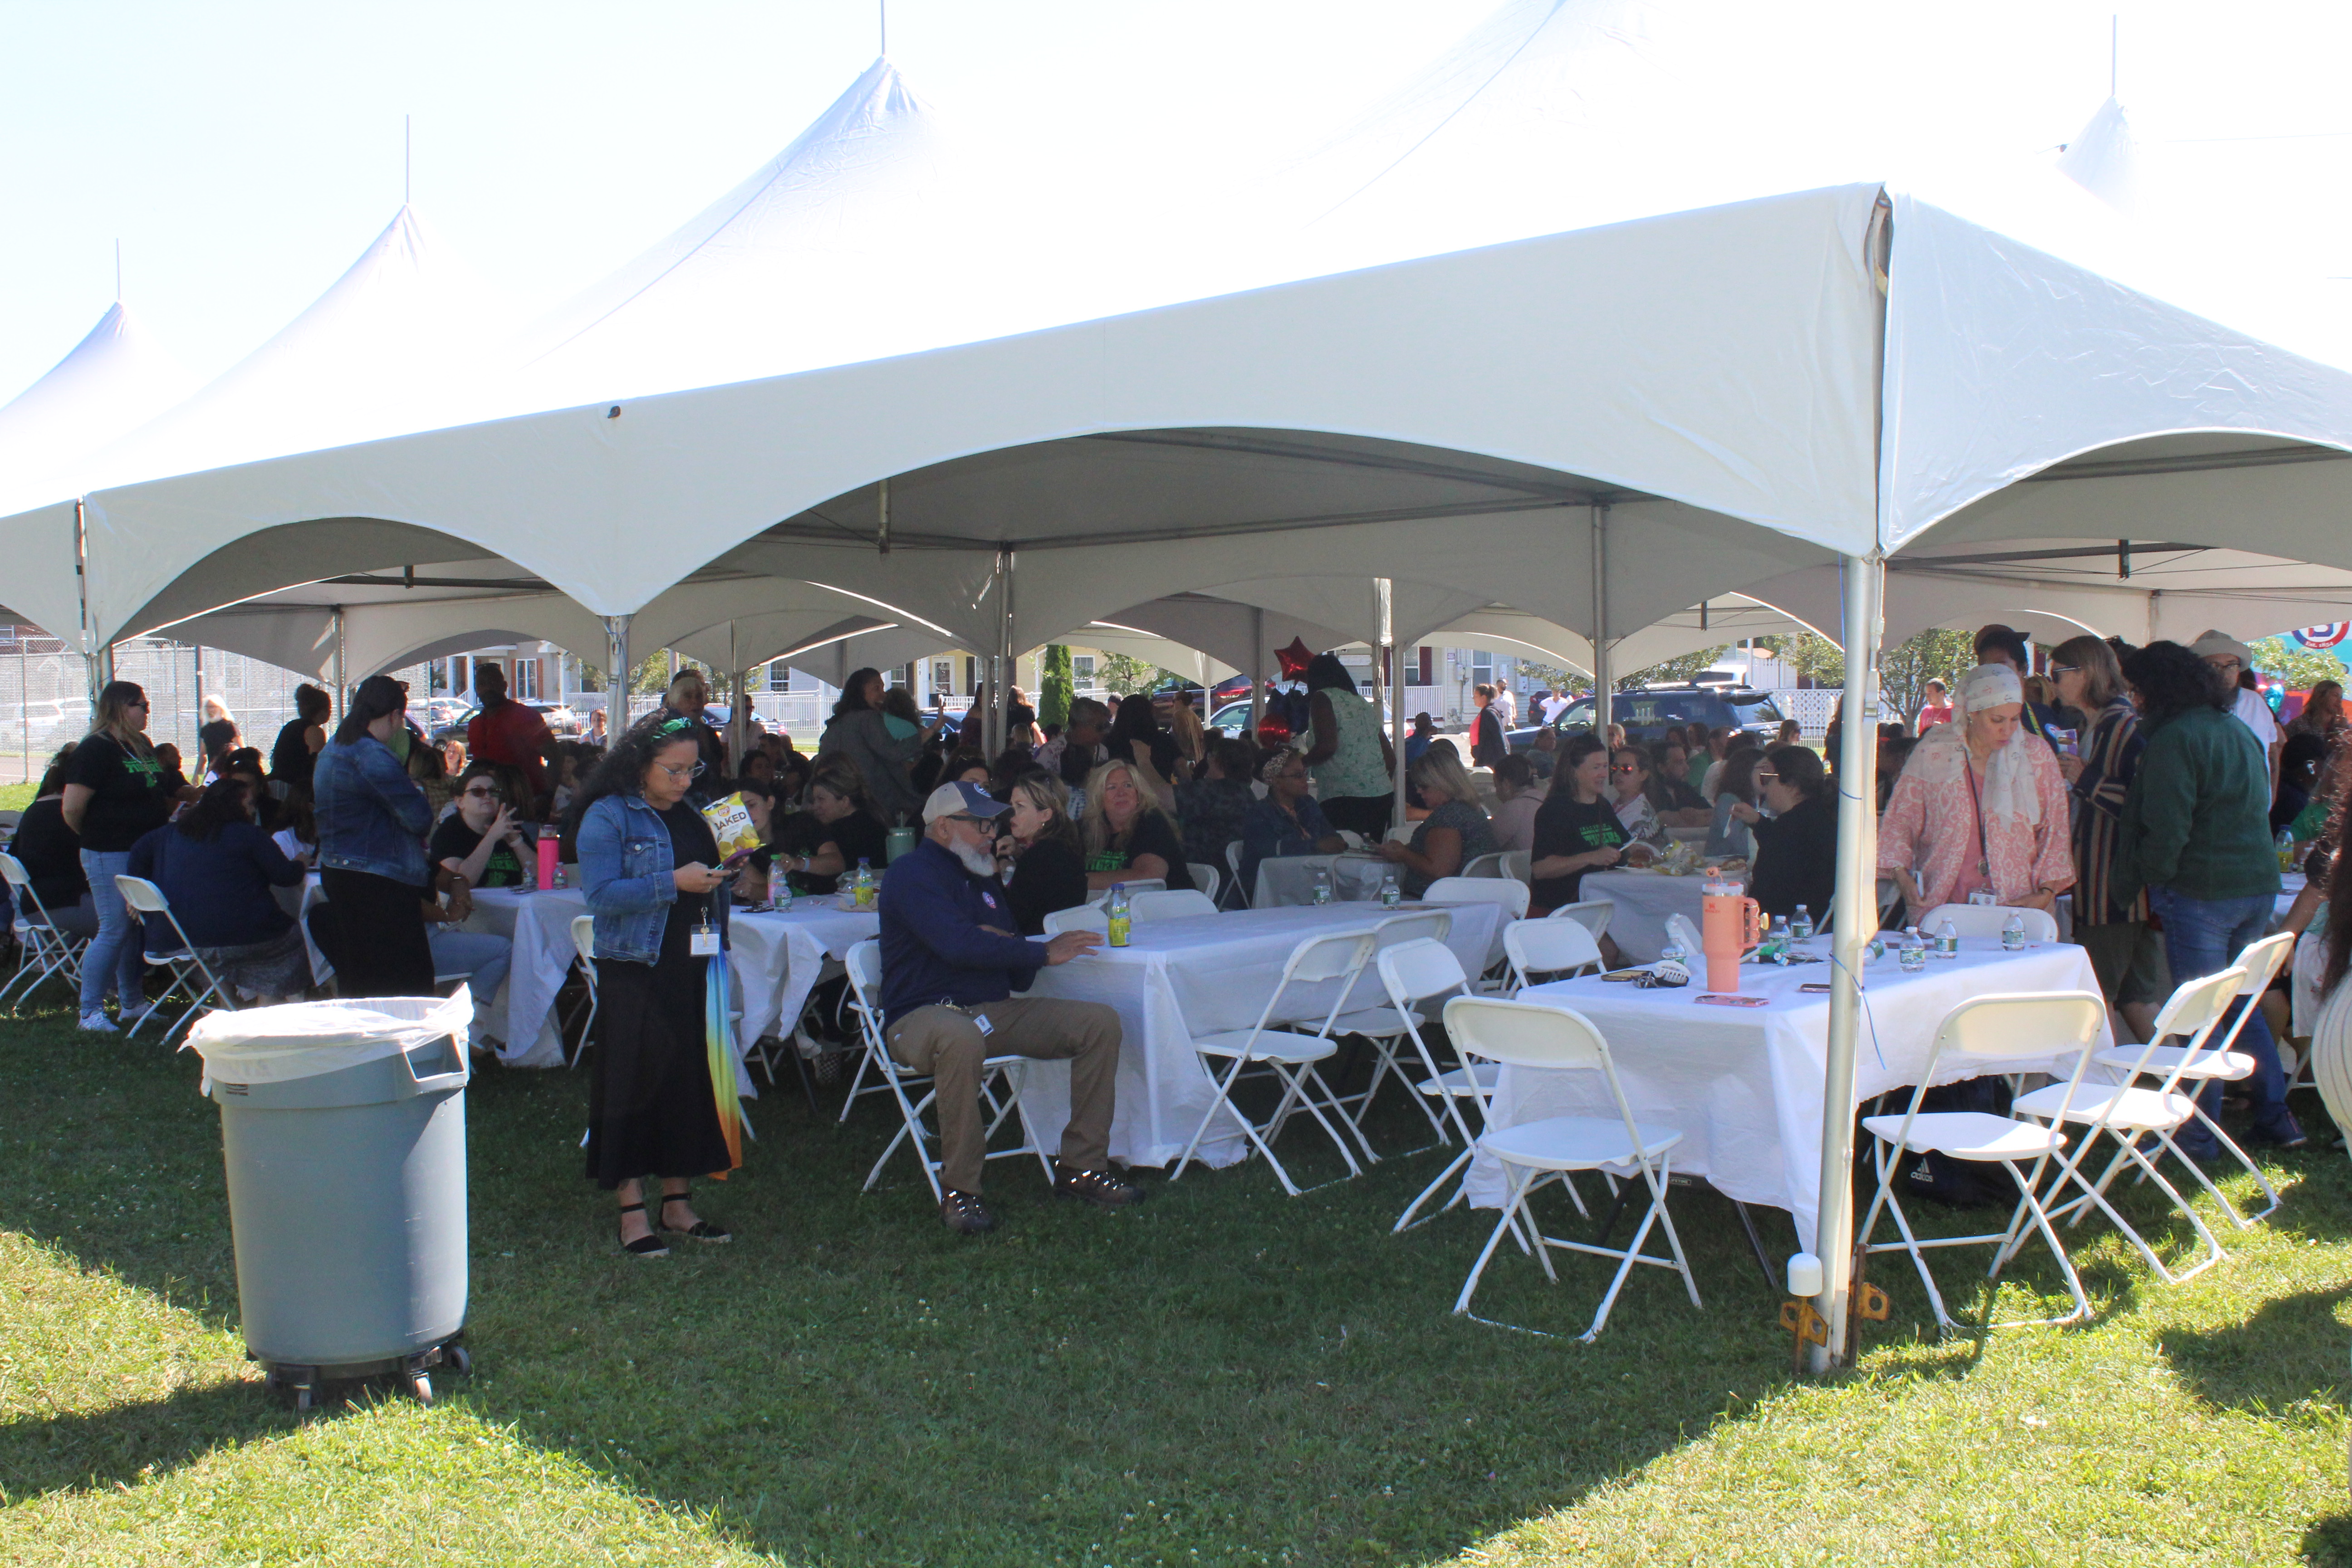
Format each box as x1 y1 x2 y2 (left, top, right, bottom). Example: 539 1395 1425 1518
2159 1284 2351 1419
0 1003 2110 1566
0 1379 303 1500
2305 1510 2352 1567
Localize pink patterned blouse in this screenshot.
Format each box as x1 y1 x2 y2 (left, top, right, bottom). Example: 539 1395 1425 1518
1877 735 2074 925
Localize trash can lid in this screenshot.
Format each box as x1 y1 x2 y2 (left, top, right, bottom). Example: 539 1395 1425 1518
185 990 473 1085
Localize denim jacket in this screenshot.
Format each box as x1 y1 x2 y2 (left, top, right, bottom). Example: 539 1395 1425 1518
313 736 432 885
579 792 694 963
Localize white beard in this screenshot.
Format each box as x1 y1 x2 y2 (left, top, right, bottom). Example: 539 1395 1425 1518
952 841 999 879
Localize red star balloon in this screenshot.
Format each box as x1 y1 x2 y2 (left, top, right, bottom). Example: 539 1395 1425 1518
1273 637 1314 680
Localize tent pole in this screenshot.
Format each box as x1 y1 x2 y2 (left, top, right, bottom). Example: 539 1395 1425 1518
603 614 633 732
1590 505 1612 733
1811 550 1884 1372
1376 578 1404 829
74 499 101 725
332 608 347 713
1249 608 1265 741
990 547 1014 759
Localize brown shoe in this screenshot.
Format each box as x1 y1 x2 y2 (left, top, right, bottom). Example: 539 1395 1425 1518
940 1189 999 1235
1054 1162 1147 1209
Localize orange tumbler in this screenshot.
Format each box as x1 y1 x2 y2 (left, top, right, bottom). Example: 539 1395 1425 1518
1701 877 1763 993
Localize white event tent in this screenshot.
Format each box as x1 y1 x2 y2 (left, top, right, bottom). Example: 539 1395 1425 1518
8 2 2352 1364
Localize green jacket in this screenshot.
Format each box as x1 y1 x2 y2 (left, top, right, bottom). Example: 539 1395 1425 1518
2115 704 2280 905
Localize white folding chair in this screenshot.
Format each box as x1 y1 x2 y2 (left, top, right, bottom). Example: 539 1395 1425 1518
0 852 86 1012
1501 850 1531 883
841 940 1051 1199
1503 917 1604 996
1423 876 1529 987
1186 862 1222 907
1323 918 1464 1150
1918 902 2061 944
2083 933 2295 1230
563 914 599 1068
2009 965 2244 1287
1547 899 1613 941
1441 995 1700 1341
112 875 235 1044
1857 990 2107 1333
1170 928 1381 1195
1044 905 1109 936
1130 888 1217 921
1222 841 1249 908
1082 877 1162 906
1460 852 1510 879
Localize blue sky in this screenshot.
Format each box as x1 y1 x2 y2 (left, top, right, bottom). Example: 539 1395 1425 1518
3 0 2346 398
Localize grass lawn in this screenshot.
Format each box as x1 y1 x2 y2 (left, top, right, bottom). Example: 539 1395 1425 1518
0 782 37 813
1 992 2348 1566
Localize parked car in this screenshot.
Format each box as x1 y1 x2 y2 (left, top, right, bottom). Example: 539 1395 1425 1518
0 700 79 753
1511 685 1785 750
1207 699 1292 747
528 701 583 736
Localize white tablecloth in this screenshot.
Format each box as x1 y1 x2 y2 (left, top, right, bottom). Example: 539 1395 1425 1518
1021 900 1501 1168
462 887 585 1068
1583 871 1704 962
1254 853 1391 909
1470 936 2107 1249
728 897 881 1057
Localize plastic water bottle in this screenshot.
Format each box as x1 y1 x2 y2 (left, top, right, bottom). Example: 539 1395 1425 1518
1898 928 1927 972
1312 868 1333 906
1379 872 1401 908
1789 903 1814 941
2002 910 2028 951
852 858 877 910
1659 934 1688 970
1107 883 1132 947
1761 915 1792 964
1933 917 1959 960
1866 931 1885 962
2278 827 2299 874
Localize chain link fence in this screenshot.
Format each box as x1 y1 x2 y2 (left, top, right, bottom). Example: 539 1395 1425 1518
0 626 426 786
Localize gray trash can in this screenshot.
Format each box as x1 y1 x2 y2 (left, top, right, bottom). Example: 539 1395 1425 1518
187 992 474 1409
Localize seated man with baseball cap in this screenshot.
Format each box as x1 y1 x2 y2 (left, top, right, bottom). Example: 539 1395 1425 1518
877 778 1145 1234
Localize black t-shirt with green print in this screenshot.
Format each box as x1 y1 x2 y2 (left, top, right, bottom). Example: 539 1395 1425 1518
68 734 177 852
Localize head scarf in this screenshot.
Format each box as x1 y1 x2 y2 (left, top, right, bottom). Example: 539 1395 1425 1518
1259 747 1303 784
1903 664 2042 826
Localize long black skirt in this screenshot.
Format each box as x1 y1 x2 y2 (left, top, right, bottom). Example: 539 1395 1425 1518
583 945 730 1189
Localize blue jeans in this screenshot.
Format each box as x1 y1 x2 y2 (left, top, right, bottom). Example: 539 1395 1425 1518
77 849 143 1016
426 929 513 1047
2147 886 2301 1149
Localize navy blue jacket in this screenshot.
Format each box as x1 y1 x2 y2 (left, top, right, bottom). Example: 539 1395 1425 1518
877 837 1048 1026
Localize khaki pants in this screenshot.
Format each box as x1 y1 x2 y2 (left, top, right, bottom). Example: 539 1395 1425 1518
884 997 1122 1194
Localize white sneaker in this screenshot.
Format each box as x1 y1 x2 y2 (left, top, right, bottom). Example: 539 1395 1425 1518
78 1012 118 1033
118 1001 156 1025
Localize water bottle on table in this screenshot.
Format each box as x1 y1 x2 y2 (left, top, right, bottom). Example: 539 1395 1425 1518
1379 872 1400 908
1933 917 1959 960
852 858 877 910
1312 868 1333 906
1107 883 1132 947
2001 910 2027 951
1898 926 1926 972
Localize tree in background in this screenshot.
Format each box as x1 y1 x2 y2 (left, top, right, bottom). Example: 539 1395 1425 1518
1039 645 1073 728
1750 631 1846 689
1096 653 1170 698
1616 645 1730 690
1516 658 1587 696
2250 635 2344 693
1877 628 1976 723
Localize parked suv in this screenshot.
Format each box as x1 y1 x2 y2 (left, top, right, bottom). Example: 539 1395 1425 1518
1510 685 1785 750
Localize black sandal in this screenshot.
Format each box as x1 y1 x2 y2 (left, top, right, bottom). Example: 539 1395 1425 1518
659 1191 731 1243
618 1201 670 1258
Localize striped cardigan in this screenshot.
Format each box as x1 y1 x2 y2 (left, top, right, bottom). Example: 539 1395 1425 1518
2069 697 2146 926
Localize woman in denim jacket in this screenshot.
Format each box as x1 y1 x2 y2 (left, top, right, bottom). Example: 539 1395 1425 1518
577 714 739 1258
312 675 436 996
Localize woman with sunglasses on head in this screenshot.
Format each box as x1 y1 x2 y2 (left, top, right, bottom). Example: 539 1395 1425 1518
313 675 439 999
577 713 738 1258
431 762 535 889
61 681 195 1031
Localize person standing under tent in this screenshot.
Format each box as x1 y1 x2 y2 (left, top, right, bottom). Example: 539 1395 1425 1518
1973 625 2064 746
577 713 738 1258
1913 679 1955 733
655 668 729 786
1469 683 1509 769
2048 634 2169 1044
817 666 942 828
1877 664 2073 930
62 682 191 1032
1302 653 1396 838
2116 641 2305 1151
466 663 553 810
269 683 332 792
313 675 438 999
2189 631 2283 796
878 780 1139 1235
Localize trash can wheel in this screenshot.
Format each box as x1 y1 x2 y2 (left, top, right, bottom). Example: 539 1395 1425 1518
407 1371 434 1406
445 1343 472 1377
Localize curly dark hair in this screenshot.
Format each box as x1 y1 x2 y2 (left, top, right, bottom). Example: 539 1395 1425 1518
174 774 255 843
2122 641 2228 726
575 711 706 814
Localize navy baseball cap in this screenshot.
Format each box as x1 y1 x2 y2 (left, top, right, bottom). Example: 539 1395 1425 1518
922 780 1011 823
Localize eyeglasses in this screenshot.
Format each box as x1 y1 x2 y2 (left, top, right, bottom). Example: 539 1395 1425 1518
126 699 149 710
461 785 502 800
2049 663 2079 676
1754 770 1779 783
654 760 705 781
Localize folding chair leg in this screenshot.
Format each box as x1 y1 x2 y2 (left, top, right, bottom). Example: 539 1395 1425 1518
1454 1166 1533 1316
1394 1146 1473 1232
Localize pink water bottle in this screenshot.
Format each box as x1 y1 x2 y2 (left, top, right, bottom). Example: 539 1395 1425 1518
535 835 559 892
1701 872 1763 993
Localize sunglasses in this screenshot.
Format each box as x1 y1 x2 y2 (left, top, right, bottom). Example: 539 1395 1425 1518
461 785 502 800
2049 663 2079 676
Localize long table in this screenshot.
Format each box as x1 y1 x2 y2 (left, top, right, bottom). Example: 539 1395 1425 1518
1474 936 2107 1248
1022 899 1502 1169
